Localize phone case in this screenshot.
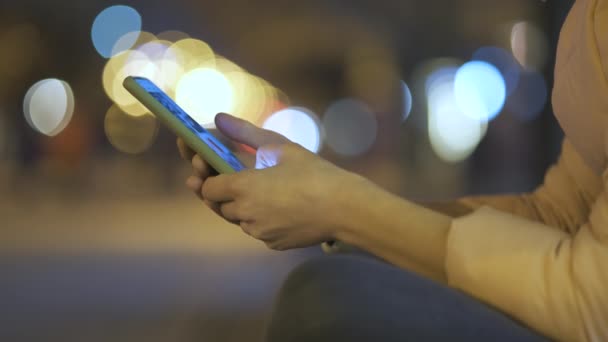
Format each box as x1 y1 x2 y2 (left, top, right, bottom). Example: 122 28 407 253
123 76 243 174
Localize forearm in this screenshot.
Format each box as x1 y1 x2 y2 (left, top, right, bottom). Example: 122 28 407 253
331 177 453 283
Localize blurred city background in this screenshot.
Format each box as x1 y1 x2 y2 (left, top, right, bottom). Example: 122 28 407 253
1 0 572 341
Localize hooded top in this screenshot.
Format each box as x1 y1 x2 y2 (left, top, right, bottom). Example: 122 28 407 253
449 1 608 340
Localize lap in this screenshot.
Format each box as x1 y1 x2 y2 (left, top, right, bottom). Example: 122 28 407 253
266 254 549 342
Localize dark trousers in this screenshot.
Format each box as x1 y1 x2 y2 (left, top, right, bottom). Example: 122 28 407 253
266 255 550 342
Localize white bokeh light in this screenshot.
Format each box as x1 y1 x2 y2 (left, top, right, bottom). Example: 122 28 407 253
263 107 322 153
23 79 75 136
176 68 235 125
454 61 506 122
402 81 413 121
511 21 549 71
323 98 378 157
427 68 487 163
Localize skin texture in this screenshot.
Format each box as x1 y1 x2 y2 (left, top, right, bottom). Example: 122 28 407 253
178 113 452 280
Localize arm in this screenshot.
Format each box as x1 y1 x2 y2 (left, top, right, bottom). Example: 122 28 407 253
334 140 606 341
333 140 600 282
332 177 453 283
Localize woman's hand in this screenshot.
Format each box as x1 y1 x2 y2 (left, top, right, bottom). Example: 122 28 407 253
178 113 365 250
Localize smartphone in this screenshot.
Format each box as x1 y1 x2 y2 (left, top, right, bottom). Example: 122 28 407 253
123 76 245 174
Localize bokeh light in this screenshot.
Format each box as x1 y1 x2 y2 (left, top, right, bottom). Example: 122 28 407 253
23 79 75 136
225 71 267 123
111 31 156 57
510 21 549 71
176 68 235 125
169 38 216 72
427 68 487 163
262 107 322 153
323 99 378 157
454 61 506 122
472 46 521 95
505 70 548 121
104 105 159 154
103 50 158 117
401 81 413 121
91 5 142 58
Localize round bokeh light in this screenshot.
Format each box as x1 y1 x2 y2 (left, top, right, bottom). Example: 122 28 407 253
263 107 322 153
323 98 378 157
505 70 548 121
402 81 413 121
472 46 521 95
511 21 549 71
23 79 75 136
104 105 159 154
426 68 487 163
92 5 142 58
454 61 506 122
176 68 235 125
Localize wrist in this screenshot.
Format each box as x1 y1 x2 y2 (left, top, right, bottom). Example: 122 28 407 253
325 172 378 243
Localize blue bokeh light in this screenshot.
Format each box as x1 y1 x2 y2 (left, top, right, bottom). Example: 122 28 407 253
472 46 521 95
505 71 548 121
323 99 377 157
92 5 142 58
454 61 506 122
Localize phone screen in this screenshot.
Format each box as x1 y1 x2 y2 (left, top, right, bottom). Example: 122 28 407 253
131 77 245 172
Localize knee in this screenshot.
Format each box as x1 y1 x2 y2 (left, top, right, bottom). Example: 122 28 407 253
265 255 374 342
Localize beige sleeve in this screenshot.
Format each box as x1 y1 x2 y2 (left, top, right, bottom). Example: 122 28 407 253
446 143 607 341
457 140 601 234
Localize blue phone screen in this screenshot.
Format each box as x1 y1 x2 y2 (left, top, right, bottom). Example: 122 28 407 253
132 77 245 172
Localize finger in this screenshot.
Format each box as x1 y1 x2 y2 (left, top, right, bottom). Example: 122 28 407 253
177 138 195 162
192 155 212 179
215 113 288 149
186 176 204 200
201 174 240 202
219 201 241 222
203 199 224 217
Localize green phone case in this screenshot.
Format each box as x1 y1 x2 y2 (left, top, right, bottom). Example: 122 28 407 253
123 76 241 174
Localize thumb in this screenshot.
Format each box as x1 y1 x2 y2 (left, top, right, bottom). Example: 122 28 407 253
215 113 288 149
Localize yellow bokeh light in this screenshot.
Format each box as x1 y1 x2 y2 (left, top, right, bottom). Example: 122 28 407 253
104 105 159 154
255 78 283 125
175 68 235 125
224 71 270 124
103 49 158 117
169 38 216 73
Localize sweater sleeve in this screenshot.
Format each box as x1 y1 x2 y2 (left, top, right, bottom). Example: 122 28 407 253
446 160 608 341
457 140 601 234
